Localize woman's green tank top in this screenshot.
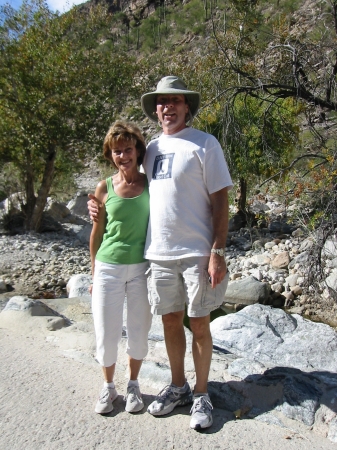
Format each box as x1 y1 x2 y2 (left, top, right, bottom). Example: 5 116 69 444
95 176 150 265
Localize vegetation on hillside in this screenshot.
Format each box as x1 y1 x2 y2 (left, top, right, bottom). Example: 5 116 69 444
0 0 336 261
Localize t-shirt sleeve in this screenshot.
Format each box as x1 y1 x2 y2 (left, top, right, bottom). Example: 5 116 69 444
204 136 233 194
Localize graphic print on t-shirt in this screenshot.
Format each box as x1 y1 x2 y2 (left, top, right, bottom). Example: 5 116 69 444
152 153 175 180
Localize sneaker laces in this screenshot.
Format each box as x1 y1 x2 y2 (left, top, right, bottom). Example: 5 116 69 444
99 387 111 403
190 396 213 415
125 386 140 402
156 384 182 401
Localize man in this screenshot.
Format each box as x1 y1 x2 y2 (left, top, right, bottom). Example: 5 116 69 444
89 76 232 430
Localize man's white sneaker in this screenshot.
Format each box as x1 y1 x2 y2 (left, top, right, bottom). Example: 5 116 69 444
124 385 144 413
190 394 213 430
147 382 193 416
95 386 118 414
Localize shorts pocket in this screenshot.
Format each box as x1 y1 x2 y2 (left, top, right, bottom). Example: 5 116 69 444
215 271 229 306
202 270 229 308
201 270 216 308
146 267 160 306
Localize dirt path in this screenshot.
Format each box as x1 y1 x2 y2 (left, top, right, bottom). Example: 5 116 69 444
0 326 336 450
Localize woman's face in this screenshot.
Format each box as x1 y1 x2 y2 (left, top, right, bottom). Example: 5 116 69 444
110 140 139 172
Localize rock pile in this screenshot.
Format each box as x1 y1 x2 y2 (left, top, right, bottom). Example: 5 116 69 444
224 225 337 325
0 193 337 326
0 230 91 302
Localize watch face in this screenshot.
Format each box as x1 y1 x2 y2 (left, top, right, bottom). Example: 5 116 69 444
212 248 224 256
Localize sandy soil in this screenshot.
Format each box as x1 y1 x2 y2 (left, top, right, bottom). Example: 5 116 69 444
0 325 336 450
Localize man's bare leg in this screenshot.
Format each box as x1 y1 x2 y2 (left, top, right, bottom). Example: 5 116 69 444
188 314 214 430
189 314 212 394
162 310 186 387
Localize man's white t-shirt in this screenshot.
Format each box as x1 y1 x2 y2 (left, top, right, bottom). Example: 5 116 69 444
143 127 233 260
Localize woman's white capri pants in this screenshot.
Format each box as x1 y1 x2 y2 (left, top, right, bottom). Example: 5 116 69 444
92 260 152 367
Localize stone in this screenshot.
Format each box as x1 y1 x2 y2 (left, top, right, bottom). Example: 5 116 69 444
210 304 337 372
271 251 290 269
328 416 337 443
288 251 309 269
0 296 71 332
278 371 321 426
66 274 92 298
67 192 91 217
249 201 270 213
283 291 295 302
249 269 263 281
232 237 249 249
326 269 337 291
322 237 337 259
45 199 71 221
292 228 304 237
228 213 246 232
251 254 271 265
3 296 61 316
291 285 303 296
270 282 283 293
0 279 6 293
223 276 270 306
230 272 242 280
299 238 314 252
285 274 299 287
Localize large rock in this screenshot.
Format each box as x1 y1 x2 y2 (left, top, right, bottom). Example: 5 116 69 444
66 274 92 298
210 304 337 372
223 276 270 306
67 193 90 217
0 296 71 331
228 213 246 231
45 199 71 221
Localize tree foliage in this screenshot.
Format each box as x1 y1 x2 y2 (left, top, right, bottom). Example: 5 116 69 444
0 0 137 231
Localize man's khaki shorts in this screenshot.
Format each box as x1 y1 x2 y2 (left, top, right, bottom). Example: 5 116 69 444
146 256 229 318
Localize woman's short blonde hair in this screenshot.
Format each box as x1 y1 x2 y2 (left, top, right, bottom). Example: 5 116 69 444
103 121 146 169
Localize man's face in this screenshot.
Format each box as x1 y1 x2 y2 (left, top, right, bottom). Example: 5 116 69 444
156 94 189 135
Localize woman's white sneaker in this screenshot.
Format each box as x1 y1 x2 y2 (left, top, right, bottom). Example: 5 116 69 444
124 385 144 413
95 386 118 414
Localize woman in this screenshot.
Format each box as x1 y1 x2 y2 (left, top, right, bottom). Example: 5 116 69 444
90 121 152 414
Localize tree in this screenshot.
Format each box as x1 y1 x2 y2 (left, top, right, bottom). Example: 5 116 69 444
196 94 300 212
202 0 337 296
0 0 137 231
209 0 337 164
172 0 335 213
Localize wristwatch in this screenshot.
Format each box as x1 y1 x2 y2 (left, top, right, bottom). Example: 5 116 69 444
211 248 225 256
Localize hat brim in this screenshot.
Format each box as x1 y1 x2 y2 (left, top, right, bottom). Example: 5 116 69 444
141 90 200 123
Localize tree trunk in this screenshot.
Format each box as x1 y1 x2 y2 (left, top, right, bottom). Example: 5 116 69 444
26 145 57 232
23 149 36 222
236 177 247 213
